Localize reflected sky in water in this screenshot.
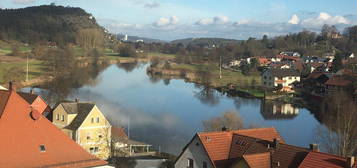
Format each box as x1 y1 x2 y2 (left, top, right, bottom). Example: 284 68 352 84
37 63 321 155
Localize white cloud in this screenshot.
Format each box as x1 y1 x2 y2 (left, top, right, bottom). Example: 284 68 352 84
196 16 230 25
153 16 179 27
12 0 36 4
301 12 350 27
288 14 300 24
144 1 160 9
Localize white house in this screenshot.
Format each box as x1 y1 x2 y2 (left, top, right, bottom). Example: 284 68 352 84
262 69 300 92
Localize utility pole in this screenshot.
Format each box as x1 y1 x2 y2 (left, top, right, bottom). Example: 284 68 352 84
219 55 222 79
26 54 29 81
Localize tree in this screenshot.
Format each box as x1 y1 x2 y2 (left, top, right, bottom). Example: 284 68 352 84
331 53 344 72
202 110 244 131
315 91 357 157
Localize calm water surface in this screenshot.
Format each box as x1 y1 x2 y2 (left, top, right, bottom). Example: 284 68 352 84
35 63 321 155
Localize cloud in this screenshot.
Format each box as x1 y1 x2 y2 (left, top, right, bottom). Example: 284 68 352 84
12 0 36 4
288 14 300 24
144 1 160 8
301 12 350 27
196 16 230 25
153 16 178 28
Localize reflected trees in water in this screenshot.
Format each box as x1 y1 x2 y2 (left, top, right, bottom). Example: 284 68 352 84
202 110 244 131
116 62 139 73
315 91 357 157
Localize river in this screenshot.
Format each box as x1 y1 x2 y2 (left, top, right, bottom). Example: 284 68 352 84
28 63 321 155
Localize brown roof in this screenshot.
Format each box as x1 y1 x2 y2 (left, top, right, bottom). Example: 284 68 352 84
0 90 10 118
197 128 285 162
243 152 270 168
298 151 356 168
59 102 95 130
325 76 352 87
0 90 107 167
112 126 128 141
307 72 324 79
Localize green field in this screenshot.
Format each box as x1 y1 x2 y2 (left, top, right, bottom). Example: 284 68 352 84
0 60 44 84
147 52 176 59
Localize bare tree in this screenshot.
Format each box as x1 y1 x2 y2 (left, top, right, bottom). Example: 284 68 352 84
202 110 244 131
315 91 357 157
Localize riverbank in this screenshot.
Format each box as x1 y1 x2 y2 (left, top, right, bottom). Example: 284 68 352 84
147 62 267 98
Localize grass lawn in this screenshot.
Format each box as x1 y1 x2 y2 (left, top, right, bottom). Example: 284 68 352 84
147 52 176 59
0 60 45 83
170 63 261 87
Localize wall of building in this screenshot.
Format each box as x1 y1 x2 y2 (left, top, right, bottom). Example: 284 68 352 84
175 136 213 168
52 105 74 128
77 106 112 159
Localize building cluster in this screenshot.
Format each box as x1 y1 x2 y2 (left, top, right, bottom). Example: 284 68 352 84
228 51 357 93
0 82 154 168
175 128 356 168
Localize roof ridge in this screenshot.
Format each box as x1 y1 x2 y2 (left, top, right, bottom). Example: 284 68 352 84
308 151 348 159
198 127 276 135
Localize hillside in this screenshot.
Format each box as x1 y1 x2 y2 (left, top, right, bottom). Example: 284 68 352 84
0 5 106 47
171 38 241 46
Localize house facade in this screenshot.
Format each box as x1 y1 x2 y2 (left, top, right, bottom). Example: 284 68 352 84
53 100 112 159
262 69 300 92
175 136 214 168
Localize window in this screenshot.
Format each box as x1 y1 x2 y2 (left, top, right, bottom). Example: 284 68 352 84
203 161 207 168
94 147 99 153
91 118 94 123
56 114 59 120
39 145 46 152
90 147 94 154
289 77 292 80
187 158 194 168
96 117 99 123
61 115 64 121
99 135 103 138
87 133 91 140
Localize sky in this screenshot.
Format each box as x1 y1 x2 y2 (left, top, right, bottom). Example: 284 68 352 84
1 0 357 41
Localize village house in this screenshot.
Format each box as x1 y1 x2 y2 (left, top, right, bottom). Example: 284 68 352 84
52 100 112 159
17 89 52 119
280 51 301 57
175 128 357 168
0 85 7 90
0 83 110 168
324 76 352 94
262 69 301 92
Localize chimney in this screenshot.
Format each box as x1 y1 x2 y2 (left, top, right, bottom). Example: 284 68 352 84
309 144 319 152
273 138 279 149
346 156 355 168
222 126 229 132
9 81 16 91
30 88 34 94
75 98 80 103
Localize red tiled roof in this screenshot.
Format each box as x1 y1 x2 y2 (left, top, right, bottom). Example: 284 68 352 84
298 151 355 168
197 128 284 162
112 126 128 140
243 152 271 168
325 76 352 87
0 90 107 167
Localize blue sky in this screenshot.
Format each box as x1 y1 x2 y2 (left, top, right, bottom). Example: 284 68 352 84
1 0 357 41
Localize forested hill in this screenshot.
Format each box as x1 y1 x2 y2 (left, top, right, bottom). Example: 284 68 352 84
0 5 106 47
171 38 241 47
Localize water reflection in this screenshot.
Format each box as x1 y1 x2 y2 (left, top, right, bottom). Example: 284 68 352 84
116 62 140 73
31 63 322 155
261 100 299 120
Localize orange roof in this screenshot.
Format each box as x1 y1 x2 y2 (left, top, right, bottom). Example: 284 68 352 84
0 89 107 167
298 151 356 168
197 128 284 162
243 152 271 168
325 76 352 87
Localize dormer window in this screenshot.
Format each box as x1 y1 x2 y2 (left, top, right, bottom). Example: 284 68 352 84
39 145 46 152
96 117 99 123
61 115 64 121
